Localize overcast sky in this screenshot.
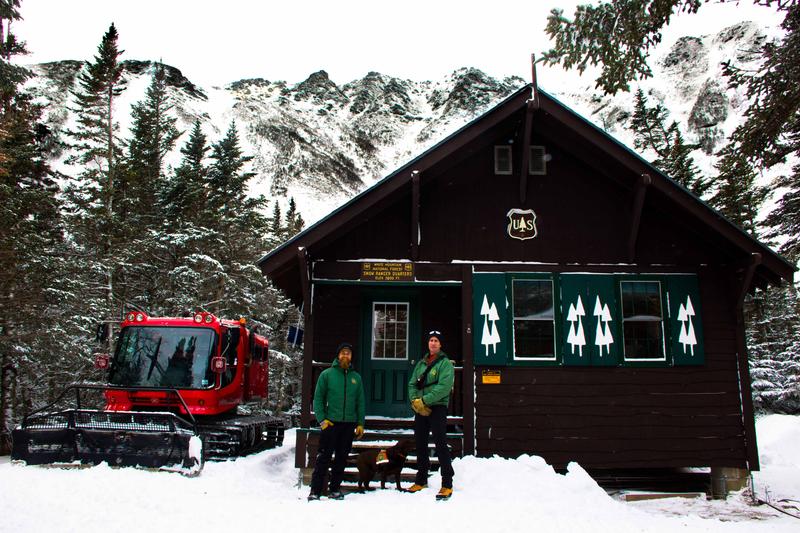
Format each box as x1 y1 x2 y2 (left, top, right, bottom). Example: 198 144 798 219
14 1 783 89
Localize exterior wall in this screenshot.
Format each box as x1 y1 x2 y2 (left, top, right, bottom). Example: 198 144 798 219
474 266 748 469
302 109 753 470
310 284 463 365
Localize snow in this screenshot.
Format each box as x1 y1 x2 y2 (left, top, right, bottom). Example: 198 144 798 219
1 415 798 531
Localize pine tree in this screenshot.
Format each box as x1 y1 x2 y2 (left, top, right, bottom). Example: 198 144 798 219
63 23 126 329
283 197 305 239
747 282 800 414
154 121 216 315
0 0 73 452
161 120 208 226
117 63 181 312
708 145 766 236
660 123 707 195
124 62 180 229
270 201 282 238
628 89 707 195
543 1 800 415
764 163 800 262
542 0 704 94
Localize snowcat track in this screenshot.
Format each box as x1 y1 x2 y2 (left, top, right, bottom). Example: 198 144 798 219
198 415 286 461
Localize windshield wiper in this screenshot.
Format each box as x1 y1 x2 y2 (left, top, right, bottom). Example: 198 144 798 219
146 337 163 381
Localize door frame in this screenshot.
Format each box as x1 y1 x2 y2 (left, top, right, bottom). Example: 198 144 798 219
359 288 421 417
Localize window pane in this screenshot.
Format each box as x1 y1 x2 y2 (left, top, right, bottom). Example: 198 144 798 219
621 281 664 359
514 320 554 358
621 282 661 320
623 322 663 359
395 340 406 358
513 280 553 319
372 302 409 360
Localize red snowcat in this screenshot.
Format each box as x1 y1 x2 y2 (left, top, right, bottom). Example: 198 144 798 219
11 311 285 474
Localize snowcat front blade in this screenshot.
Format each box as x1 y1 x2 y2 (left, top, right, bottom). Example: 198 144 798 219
12 410 202 474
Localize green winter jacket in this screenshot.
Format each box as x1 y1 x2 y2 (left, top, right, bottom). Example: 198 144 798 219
313 358 366 425
407 351 455 407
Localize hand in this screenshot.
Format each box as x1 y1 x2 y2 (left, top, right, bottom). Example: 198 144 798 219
320 419 334 430
354 425 364 439
411 398 430 416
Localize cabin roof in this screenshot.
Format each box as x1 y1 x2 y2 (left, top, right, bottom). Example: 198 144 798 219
258 84 795 301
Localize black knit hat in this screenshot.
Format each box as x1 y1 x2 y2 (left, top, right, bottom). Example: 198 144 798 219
336 342 354 357
425 330 443 346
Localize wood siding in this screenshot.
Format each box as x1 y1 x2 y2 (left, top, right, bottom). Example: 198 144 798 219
474 267 748 469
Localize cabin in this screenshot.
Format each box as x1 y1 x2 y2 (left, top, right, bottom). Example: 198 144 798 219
257 81 795 494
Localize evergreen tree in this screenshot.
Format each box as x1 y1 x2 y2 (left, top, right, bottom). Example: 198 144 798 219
117 63 181 312
124 62 180 229
764 163 800 262
63 23 126 327
270 201 282 239
0 0 74 452
747 283 800 414
543 1 800 415
708 145 766 236
283 197 305 239
628 89 706 195
660 123 706 195
161 120 208 226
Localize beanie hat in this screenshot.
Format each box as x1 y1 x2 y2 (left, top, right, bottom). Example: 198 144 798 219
336 342 354 357
425 330 443 346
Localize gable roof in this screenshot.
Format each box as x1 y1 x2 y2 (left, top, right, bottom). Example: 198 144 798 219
259 84 795 300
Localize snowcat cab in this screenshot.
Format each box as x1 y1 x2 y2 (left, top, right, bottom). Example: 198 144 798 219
11 312 285 475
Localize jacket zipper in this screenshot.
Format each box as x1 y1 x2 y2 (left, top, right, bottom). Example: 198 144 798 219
342 368 348 421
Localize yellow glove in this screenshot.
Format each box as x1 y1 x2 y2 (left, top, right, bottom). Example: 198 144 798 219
354 425 364 439
411 398 431 416
320 419 334 430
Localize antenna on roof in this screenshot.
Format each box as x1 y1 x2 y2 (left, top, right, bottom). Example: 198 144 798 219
530 53 540 109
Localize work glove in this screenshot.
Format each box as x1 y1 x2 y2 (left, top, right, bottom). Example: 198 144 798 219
320 419 334 430
411 398 431 416
354 425 364 439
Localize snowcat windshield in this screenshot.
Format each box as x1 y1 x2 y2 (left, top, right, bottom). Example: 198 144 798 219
109 326 217 389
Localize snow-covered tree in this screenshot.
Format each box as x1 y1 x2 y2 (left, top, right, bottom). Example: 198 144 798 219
628 89 707 195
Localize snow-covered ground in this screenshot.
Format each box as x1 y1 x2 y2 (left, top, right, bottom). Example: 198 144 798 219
1 415 798 532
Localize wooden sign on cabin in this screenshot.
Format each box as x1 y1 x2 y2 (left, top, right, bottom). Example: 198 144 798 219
360 262 414 282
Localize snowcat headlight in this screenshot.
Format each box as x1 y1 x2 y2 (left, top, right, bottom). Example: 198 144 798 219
136 313 145 322
194 313 203 323
126 312 136 322
204 314 213 324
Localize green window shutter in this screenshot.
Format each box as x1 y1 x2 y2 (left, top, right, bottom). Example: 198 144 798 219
666 275 705 366
560 274 620 366
472 272 508 366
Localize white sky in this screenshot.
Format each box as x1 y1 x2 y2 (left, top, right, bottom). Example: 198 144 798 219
14 0 784 88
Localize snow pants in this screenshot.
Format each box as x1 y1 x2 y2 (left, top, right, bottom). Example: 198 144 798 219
414 405 454 488
310 421 356 495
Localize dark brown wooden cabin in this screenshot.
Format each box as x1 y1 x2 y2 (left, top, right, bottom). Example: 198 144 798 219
258 83 795 491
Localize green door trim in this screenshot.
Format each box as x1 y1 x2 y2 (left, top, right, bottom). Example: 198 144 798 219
359 288 421 418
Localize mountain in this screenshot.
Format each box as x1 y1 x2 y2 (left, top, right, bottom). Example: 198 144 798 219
24 18 786 225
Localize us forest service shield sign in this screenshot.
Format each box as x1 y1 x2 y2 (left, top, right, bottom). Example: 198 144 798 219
507 208 537 240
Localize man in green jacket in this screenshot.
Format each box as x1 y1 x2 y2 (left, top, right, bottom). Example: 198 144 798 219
407 330 455 500
308 342 366 501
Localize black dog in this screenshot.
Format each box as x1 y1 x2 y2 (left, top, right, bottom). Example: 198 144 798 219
356 439 415 491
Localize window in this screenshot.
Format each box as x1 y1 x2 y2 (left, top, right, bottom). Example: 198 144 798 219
371 302 409 359
494 145 512 175
529 145 547 175
620 281 665 361
511 279 556 360
110 327 217 389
